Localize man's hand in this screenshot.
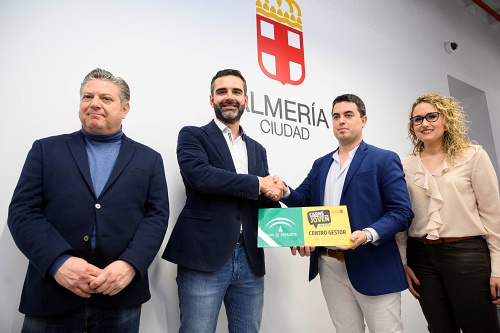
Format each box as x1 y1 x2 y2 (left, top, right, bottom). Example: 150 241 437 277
337 230 366 250
259 175 286 201
89 260 136 296
272 175 288 197
53 257 102 298
291 246 316 257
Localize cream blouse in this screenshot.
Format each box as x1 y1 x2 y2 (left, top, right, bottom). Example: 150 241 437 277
397 145 500 276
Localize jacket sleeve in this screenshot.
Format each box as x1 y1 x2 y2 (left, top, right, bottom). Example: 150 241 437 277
177 127 260 200
8 140 73 277
370 152 414 241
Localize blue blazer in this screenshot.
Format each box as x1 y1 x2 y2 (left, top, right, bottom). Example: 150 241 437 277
283 141 413 296
8 130 170 315
163 120 279 276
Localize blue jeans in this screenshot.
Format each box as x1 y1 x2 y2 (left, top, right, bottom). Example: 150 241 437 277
177 244 264 333
408 236 500 333
21 301 141 333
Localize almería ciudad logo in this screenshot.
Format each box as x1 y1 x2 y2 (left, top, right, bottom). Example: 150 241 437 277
250 0 331 141
256 0 305 85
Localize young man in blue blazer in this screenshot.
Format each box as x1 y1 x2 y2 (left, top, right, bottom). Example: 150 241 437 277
281 94 413 333
163 69 283 333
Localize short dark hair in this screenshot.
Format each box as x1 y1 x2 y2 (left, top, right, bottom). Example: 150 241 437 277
332 94 366 117
210 69 247 96
80 68 130 105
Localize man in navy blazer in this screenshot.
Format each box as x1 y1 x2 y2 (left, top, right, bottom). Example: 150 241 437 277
8 68 169 332
281 94 413 333
163 69 282 333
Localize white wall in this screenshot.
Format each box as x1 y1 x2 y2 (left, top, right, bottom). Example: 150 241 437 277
1 0 499 332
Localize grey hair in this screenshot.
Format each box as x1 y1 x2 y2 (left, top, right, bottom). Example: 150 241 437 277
80 68 130 104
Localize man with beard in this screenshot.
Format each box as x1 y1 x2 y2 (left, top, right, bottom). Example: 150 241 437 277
163 69 284 333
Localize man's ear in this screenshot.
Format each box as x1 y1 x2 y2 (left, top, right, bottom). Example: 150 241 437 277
122 102 130 119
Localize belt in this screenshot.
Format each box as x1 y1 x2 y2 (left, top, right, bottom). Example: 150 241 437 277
411 235 481 245
237 233 244 244
319 247 344 262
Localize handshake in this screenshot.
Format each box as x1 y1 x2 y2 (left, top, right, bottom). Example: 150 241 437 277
259 175 287 202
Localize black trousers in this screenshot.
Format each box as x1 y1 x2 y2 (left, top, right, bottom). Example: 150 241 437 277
407 236 500 333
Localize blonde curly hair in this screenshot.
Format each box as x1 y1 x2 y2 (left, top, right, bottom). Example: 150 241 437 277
408 93 472 161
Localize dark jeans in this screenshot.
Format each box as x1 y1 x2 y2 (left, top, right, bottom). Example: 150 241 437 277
21 301 141 333
408 236 500 333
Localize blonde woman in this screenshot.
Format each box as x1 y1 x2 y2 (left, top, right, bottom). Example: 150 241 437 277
400 94 500 332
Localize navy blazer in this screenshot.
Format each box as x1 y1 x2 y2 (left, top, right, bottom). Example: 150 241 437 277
163 120 279 276
283 141 413 296
8 130 169 315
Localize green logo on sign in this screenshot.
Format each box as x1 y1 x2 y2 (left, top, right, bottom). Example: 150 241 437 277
258 208 304 247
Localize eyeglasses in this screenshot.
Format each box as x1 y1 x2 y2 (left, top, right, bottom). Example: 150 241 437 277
409 112 441 126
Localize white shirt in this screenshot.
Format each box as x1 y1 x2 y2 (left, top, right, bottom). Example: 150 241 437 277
214 118 248 175
323 147 358 207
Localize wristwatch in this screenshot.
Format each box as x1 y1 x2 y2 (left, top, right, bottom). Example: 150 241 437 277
362 229 373 245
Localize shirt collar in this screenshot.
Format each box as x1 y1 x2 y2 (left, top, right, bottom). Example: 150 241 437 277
214 118 246 140
332 144 360 160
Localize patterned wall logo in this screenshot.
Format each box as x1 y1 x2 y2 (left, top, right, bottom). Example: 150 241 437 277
256 0 305 85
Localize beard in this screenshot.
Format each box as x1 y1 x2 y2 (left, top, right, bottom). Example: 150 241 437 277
213 100 245 124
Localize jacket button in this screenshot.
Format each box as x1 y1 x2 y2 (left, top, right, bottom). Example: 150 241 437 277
83 235 90 242
95 203 101 209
